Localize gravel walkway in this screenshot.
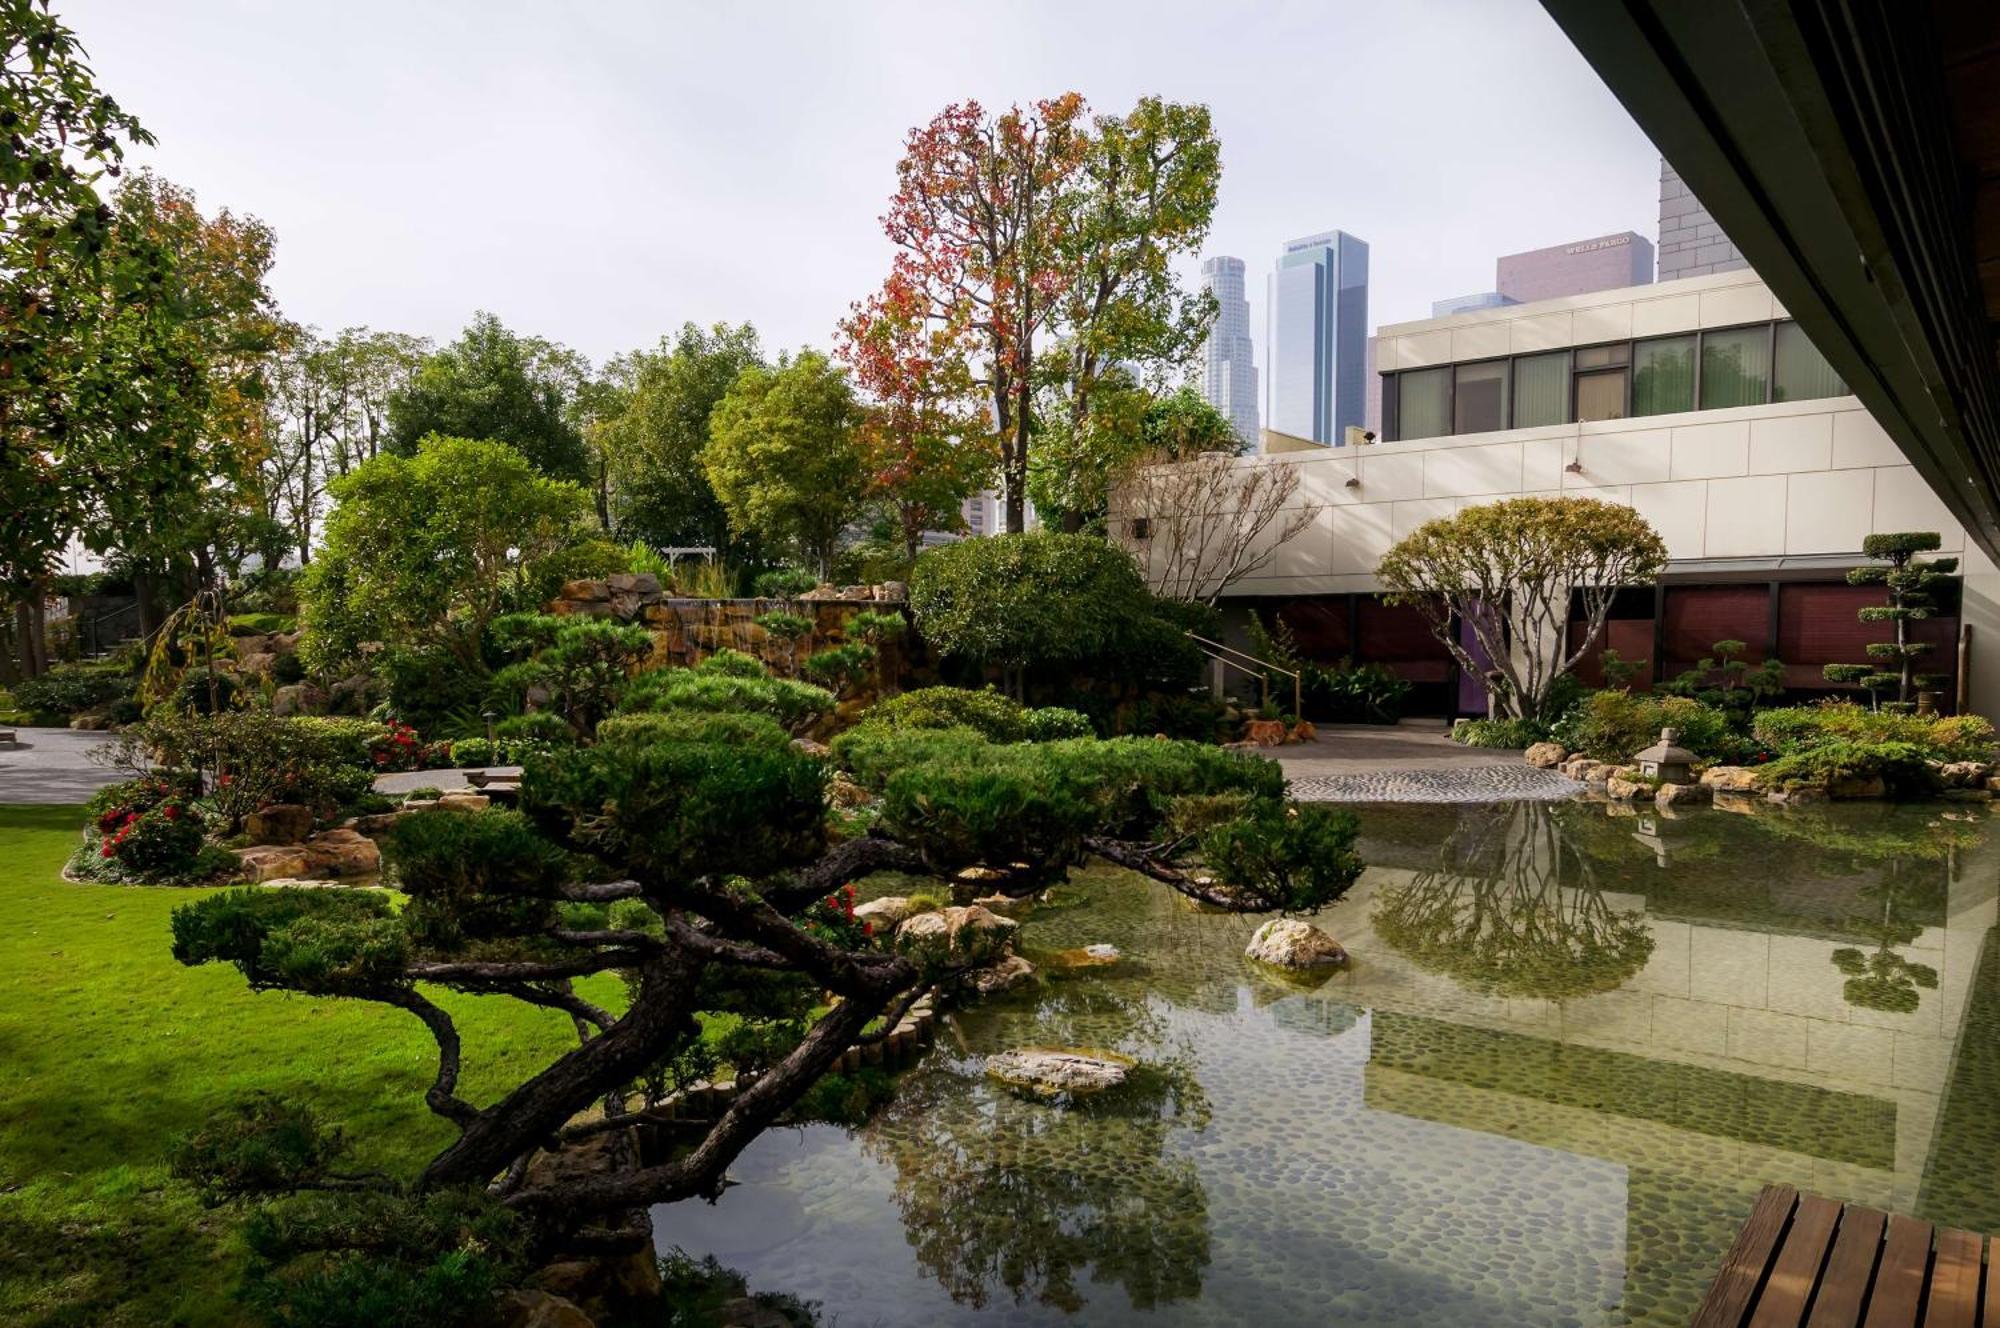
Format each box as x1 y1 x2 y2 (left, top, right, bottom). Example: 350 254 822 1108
1286 763 1581 804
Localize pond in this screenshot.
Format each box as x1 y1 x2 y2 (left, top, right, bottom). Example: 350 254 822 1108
653 800 2000 1326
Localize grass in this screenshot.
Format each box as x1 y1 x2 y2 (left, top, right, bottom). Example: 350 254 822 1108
0 805 602 1327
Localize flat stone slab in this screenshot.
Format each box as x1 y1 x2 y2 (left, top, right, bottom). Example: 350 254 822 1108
1287 763 1581 804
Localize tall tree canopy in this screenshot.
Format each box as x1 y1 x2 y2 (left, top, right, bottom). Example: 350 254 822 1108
298 435 594 674
863 94 1219 534
0 0 153 601
704 350 868 578
388 313 589 482
597 321 765 555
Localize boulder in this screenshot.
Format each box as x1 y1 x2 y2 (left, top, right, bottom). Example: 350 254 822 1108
877 580 908 602
1243 718 1288 746
495 1291 596 1328
1829 774 1887 800
272 683 328 717
245 803 315 845
1604 767 1652 801
348 811 406 839
1700 766 1763 792
960 954 1036 995
985 1049 1131 1099
560 578 610 601
1044 943 1122 971
607 592 643 621
1561 757 1611 784
1656 781 1711 809
1767 786 1829 805
1942 787 1994 803
233 845 311 882
853 895 921 929
605 571 662 597
826 772 872 809
301 828 381 877
895 904 1017 968
436 791 491 811
1524 742 1569 769
1939 761 1991 788
234 651 279 679
790 737 831 757
68 711 114 731
969 892 1036 919
1243 917 1347 969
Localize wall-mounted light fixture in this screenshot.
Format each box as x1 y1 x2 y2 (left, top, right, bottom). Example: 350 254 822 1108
1564 459 1584 474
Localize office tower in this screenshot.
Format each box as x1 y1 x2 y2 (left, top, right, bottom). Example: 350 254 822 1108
1495 231 1654 303
1267 230 1369 445
1198 256 1259 447
1657 157 1748 280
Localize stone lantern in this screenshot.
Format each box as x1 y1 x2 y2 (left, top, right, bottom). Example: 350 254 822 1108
1633 727 1695 784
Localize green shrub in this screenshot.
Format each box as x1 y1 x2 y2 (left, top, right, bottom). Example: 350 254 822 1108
1199 804 1364 913
1125 691 1230 742
1752 702 1997 763
125 712 378 825
227 612 297 637
694 649 771 679
845 609 907 644
403 786 444 802
620 667 834 735
1023 706 1095 741
1758 740 1936 792
74 774 217 883
866 686 1027 741
447 738 496 767
171 1093 346 1206
1549 691 1734 761
910 531 1201 687
754 568 821 599
386 808 575 946
801 642 877 690
596 709 793 751
754 610 814 641
13 663 132 716
830 722 993 788
494 711 572 745
1451 717 1550 748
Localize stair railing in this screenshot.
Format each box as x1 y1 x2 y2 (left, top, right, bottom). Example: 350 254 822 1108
1184 631 1303 720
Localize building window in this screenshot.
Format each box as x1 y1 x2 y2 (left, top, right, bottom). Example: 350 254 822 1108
1772 320 1846 402
1573 343 1628 422
1699 325 1772 409
1512 352 1568 428
1632 334 1696 416
1453 360 1509 434
1395 366 1450 440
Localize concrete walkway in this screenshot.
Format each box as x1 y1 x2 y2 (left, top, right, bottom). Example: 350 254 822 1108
1270 723 1581 803
0 727 124 805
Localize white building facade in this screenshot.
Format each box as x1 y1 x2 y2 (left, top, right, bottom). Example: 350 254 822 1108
1125 269 2000 716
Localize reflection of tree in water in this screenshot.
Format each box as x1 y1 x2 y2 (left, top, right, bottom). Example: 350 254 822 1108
1832 869 1943 1013
1372 801 1655 999
862 1056 1212 1313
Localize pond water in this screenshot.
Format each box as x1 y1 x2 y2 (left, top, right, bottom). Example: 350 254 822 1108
653 800 2000 1326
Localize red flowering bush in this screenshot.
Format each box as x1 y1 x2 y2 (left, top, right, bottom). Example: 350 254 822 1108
83 776 209 879
801 882 873 947
368 720 450 772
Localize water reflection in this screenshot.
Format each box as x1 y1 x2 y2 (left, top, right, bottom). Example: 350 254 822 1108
1372 801 1656 999
654 800 2000 1327
863 1051 1212 1313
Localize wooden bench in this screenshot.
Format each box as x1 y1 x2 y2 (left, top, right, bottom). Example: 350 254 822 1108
1694 1184 1997 1326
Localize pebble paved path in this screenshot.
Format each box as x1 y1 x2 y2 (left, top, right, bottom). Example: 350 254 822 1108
1286 762 1581 804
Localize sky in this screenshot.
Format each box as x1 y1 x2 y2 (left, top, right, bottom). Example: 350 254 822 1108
70 0 1661 372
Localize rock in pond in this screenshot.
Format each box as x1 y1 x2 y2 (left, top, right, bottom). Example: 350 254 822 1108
1045 943 1122 972
959 954 1036 995
985 1049 1131 1099
1700 766 1762 792
895 904 1017 967
853 895 922 929
1243 918 1347 970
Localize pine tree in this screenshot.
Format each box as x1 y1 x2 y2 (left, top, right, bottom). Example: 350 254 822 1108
1821 532 1957 711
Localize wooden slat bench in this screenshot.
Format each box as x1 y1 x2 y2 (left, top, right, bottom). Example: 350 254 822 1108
1693 1184 1998 1326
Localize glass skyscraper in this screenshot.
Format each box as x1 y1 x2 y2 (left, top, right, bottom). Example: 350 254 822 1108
1199 256 1259 447
1268 230 1369 445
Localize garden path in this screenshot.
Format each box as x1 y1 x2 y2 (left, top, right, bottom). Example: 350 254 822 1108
0 726 123 803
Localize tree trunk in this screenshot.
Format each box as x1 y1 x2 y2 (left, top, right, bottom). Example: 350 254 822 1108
12 600 39 678
27 592 46 676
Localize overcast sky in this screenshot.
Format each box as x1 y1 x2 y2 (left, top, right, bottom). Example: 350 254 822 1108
72 0 1659 371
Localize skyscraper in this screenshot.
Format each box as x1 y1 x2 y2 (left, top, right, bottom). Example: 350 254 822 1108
1198 256 1258 447
1268 230 1368 445
1657 157 1748 280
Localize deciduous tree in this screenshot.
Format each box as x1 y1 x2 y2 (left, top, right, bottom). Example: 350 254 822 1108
1111 450 1319 605
1377 496 1668 720
387 313 589 482
704 351 868 579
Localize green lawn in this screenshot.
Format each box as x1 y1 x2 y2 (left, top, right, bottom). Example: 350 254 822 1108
0 805 596 1327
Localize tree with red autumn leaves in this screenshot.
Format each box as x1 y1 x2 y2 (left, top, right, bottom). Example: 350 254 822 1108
853 94 1220 535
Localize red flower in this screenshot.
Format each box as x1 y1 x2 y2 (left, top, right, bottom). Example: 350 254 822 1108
100 843 114 858
163 805 179 820
219 775 233 786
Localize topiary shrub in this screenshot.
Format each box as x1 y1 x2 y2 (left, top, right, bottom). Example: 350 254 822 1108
494 711 572 745
1758 740 1936 792
801 642 877 692
1753 701 1996 764
596 709 792 751
866 686 1027 742
1022 706 1095 741
693 649 772 679
620 667 834 735
753 568 821 599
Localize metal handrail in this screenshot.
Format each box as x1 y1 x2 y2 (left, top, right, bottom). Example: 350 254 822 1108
1184 631 1303 719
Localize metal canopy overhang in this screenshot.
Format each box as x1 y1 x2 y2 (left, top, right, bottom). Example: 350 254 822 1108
1539 0 2000 564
